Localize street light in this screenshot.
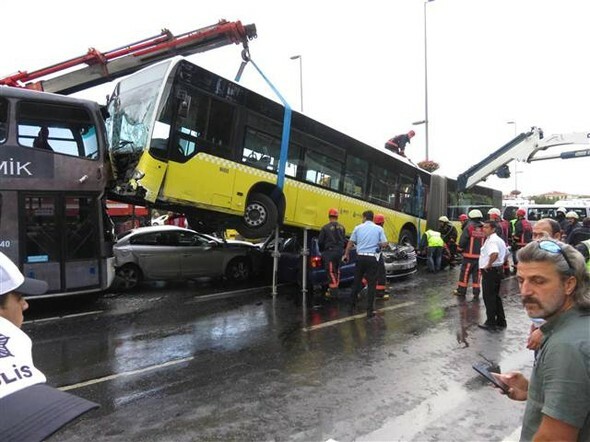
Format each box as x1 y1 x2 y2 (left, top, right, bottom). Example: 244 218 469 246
290 55 303 112
423 0 436 161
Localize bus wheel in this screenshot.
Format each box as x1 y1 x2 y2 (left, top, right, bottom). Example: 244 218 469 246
238 193 278 238
226 258 251 282
116 264 142 290
399 228 417 247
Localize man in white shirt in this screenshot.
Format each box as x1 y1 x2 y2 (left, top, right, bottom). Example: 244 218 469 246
478 220 508 330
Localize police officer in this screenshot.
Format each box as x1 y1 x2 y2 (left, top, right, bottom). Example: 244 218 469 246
344 211 388 318
453 209 485 299
318 208 346 298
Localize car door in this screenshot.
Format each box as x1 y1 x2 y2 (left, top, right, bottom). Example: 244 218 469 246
179 232 225 278
130 231 181 279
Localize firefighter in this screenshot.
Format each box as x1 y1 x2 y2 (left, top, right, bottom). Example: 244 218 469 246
384 130 415 157
453 209 485 299
563 211 581 241
438 216 458 267
318 208 346 298
511 208 533 271
459 213 469 229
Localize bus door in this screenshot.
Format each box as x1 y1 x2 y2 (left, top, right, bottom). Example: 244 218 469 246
20 194 101 293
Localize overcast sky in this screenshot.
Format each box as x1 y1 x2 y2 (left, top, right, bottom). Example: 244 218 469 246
3 0 589 197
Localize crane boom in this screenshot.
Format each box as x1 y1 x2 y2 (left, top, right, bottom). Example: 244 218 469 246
0 19 256 95
457 127 590 191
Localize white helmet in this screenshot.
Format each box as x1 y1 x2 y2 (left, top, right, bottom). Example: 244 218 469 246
566 211 579 219
556 207 567 214
468 209 483 219
438 215 449 223
487 208 501 217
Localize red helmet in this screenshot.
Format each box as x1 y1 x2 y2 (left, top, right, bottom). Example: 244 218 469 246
516 209 526 217
374 214 385 225
328 208 339 217
408 130 416 138
459 214 468 221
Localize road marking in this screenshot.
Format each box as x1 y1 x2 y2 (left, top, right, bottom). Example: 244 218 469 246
187 284 287 304
303 301 416 332
24 310 104 324
59 356 195 392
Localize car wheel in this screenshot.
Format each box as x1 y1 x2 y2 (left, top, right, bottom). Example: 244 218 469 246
116 264 142 290
225 258 251 282
237 193 278 239
399 228 417 247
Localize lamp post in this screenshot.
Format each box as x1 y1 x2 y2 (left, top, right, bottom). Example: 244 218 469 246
290 55 303 112
423 0 436 161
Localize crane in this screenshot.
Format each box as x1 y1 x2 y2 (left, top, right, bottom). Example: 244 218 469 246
457 127 590 191
0 19 256 95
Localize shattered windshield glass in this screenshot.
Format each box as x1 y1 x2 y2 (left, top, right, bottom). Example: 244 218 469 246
106 60 173 183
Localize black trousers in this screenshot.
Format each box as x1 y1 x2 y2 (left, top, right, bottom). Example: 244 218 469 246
350 255 379 313
481 266 506 325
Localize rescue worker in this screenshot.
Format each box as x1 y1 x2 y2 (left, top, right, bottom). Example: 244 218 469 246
166 211 188 228
574 238 590 273
563 211 581 241
488 207 510 275
566 216 590 246
318 208 347 298
438 216 458 267
555 206 568 234
373 214 389 300
384 130 415 157
459 213 469 230
453 209 485 299
511 208 532 271
422 228 444 272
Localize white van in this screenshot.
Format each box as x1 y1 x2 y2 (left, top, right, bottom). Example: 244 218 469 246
502 202 590 222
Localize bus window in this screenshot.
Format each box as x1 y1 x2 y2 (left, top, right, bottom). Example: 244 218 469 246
344 154 368 198
397 175 415 215
369 164 397 207
242 127 300 177
0 98 7 143
17 102 98 159
304 148 342 191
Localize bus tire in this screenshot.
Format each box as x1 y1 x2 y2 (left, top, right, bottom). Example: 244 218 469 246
399 228 417 247
116 264 142 290
225 258 251 282
238 193 278 238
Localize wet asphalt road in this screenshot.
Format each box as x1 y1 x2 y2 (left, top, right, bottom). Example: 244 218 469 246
24 267 534 441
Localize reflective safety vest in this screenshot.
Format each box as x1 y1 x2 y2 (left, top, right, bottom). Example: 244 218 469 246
582 239 590 273
425 230 444 247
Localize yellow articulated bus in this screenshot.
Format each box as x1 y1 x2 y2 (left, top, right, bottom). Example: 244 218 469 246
105 57 500 243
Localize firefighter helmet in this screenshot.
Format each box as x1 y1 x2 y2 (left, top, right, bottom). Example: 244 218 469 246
328 208 339 217
408 130 416 138
374 214 385 225
487 208 501 218
468 209 483 219
459 214 468 222
438 215 449 223
516 209 526 217
566 211 579 219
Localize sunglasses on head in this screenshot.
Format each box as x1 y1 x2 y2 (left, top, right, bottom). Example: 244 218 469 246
537 240 574 274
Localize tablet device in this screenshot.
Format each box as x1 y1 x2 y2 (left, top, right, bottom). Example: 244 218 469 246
472 361 509 393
